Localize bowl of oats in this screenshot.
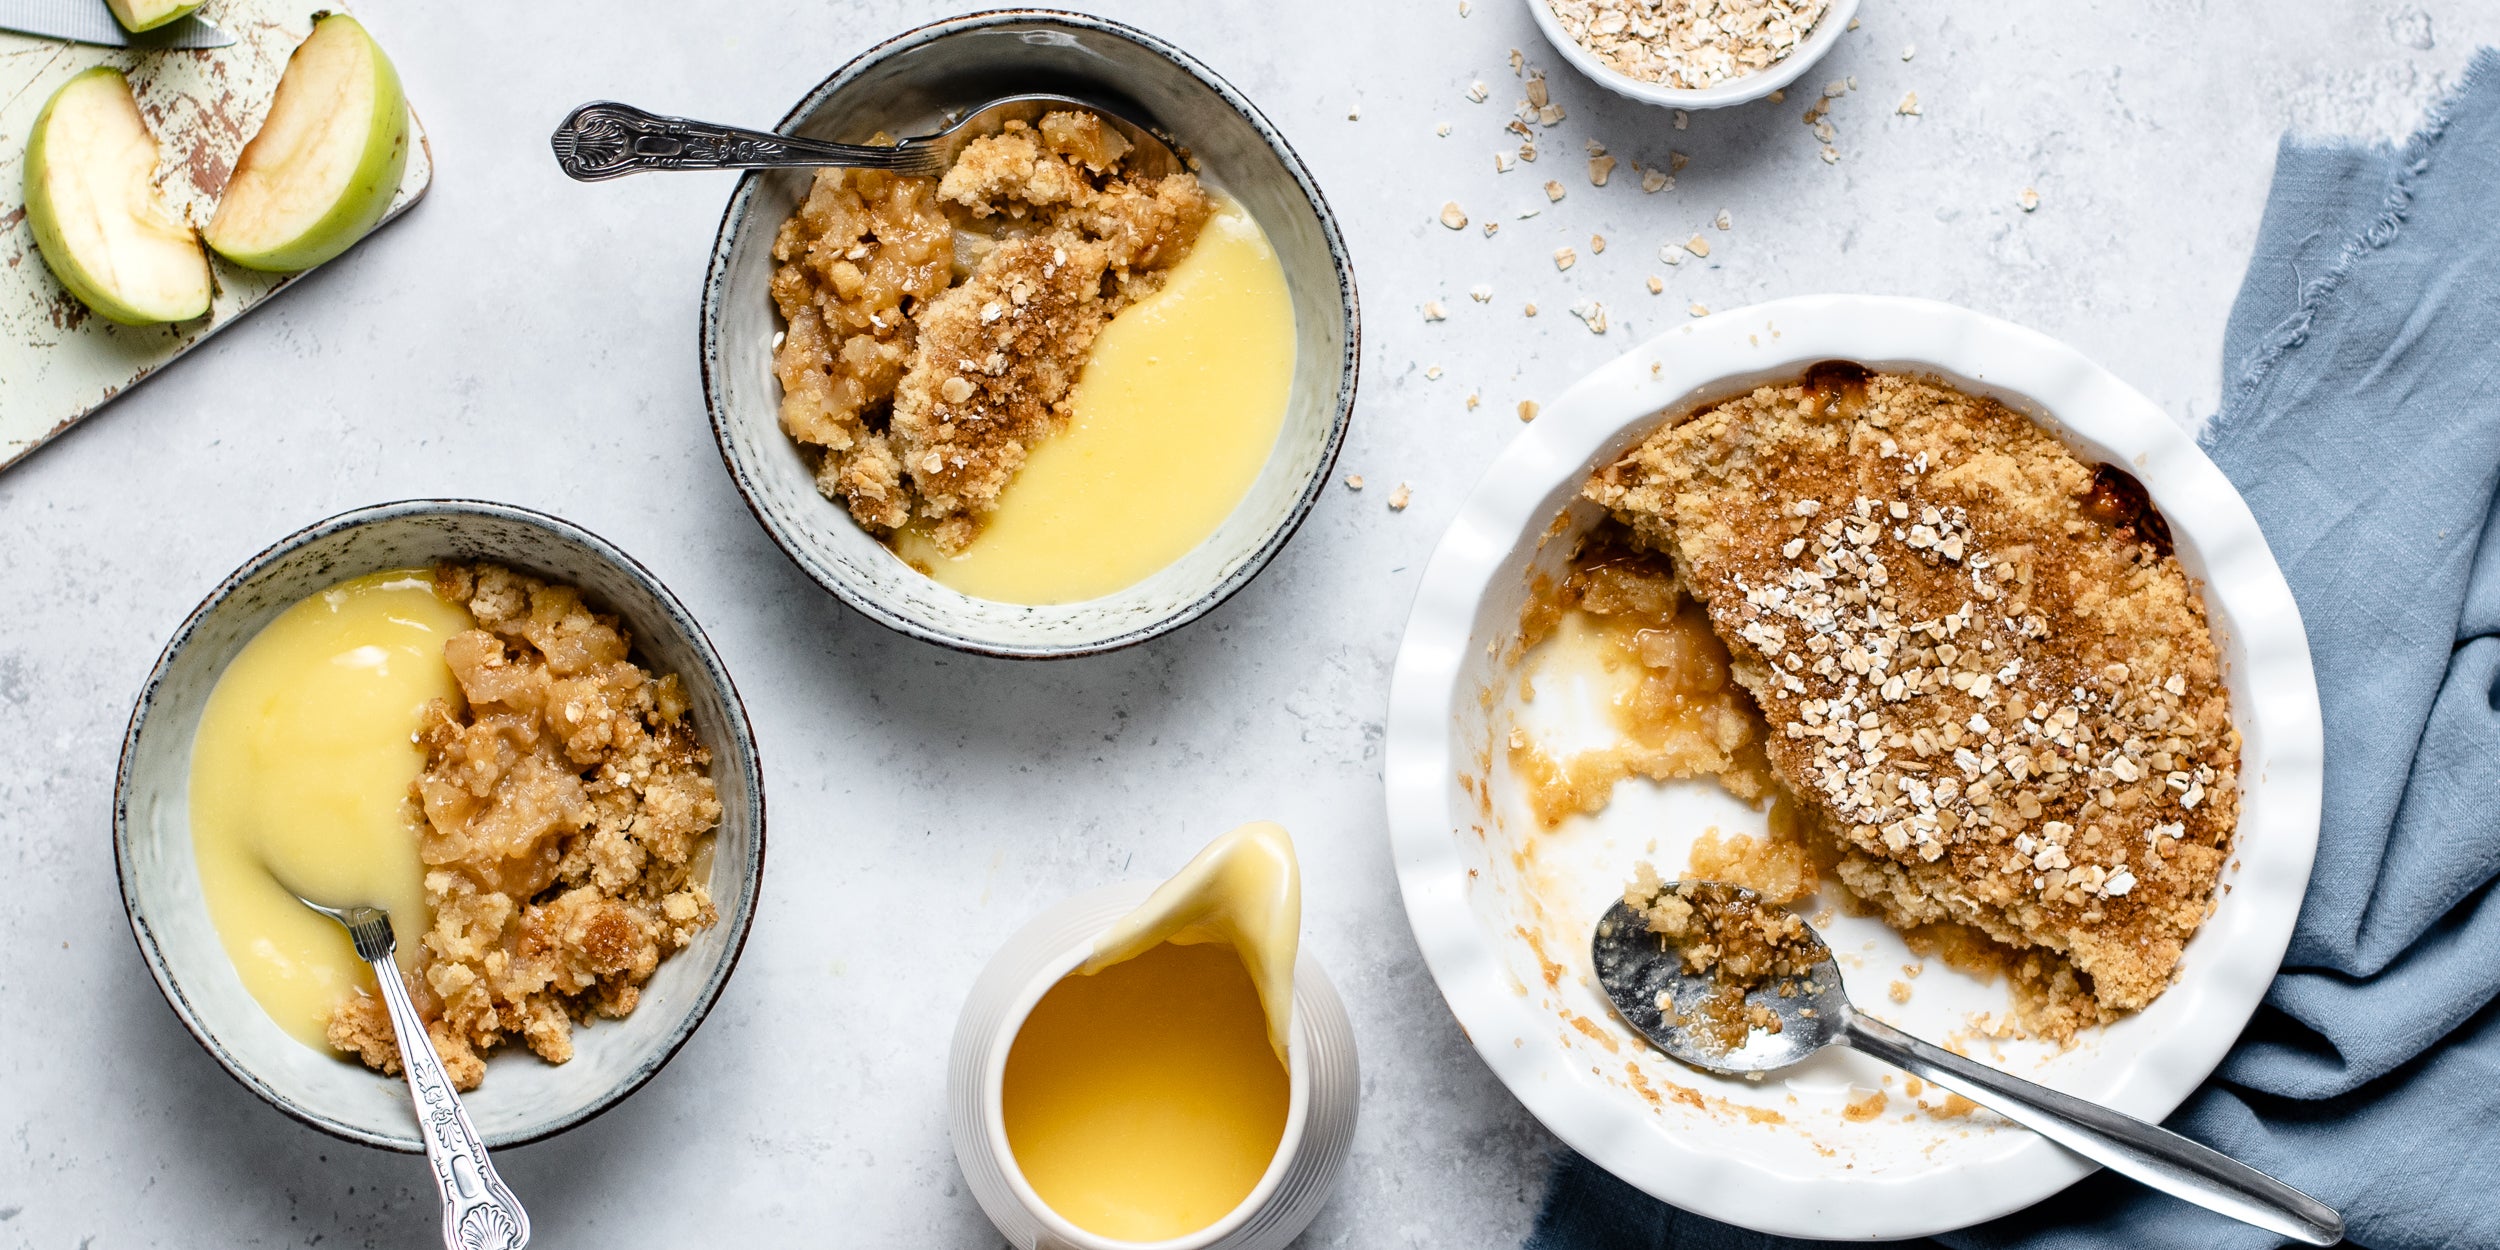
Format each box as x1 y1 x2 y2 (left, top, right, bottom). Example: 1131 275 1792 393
702 10 1358 658
1530 0 1858 109
116 499 766 1151
1385 295 2324 1237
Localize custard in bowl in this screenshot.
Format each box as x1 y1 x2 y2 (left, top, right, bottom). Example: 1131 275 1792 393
706 11 1357 656
117 501 764 1149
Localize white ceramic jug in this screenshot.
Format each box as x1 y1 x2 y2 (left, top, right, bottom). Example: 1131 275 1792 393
947 882 1359 1250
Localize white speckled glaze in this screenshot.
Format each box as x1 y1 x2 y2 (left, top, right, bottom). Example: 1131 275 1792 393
702 10 1360 658
948 883 1359 1250
1523 0 1860 110
1384 295 2323 1239
114 500 766 1152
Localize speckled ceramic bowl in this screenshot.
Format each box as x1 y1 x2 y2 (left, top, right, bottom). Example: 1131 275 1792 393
114 500 766 1152
1525 0 1859 111
702 9 1359 658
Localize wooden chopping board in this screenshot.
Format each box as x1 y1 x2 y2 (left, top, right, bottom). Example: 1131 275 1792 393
0 0 431 470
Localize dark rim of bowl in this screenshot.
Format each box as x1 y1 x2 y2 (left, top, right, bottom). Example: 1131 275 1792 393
112 498 768 1153
699 8 1362 660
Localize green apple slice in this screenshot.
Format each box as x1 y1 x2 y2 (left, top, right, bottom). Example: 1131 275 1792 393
204 15 409 274
23 67 213 326
105 0 204 33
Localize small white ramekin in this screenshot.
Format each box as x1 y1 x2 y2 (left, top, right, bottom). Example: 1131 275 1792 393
1525 0 1861 111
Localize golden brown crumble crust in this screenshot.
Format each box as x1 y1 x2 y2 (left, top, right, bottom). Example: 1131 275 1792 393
1584 369 2238 1026
769 112 1212 553
326 564 722 1090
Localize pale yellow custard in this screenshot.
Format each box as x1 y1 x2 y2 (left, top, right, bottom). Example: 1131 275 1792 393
1004 822 1302 1242
893 201 1297 604
188 570 469 1049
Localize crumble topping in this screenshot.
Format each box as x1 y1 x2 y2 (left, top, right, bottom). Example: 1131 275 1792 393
769 112 1211 554
1584 367 2239 1024
326 565 722 1090
1621 867 1825 1055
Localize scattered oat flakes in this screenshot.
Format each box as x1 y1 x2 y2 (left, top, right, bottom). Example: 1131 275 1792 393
1825 78 1848 98
1518 399 1540 422
1902 42 1916 60
1470 284 1493 302
1589 154 1617 185
1436 122 1452 137
1820 144 1841 164
1545 179 1568 202
1510 48 1525 74
1673 109 1689 130
1346 474 1365 490
1519 140 1539 162
1467 80 1489 103
1715 208 1732 230
1517 207 1541 219
1389 482 1413 510
1440 201 1470 230
1669 150 1691 172
1524 301 1539 317
1538 103 1566 126
2019 186 2042 212
1571 300 1609 333
1897 91 1921 116
1348 103 1361 120
1466 391 1482 410
1458 0 1470 13
1422 300 1449 322
1688 302 1710 317
1685 233 1712 258
1591 233 1607 253
1769 89 1786 103
1846 16 1858 28
1483 221 1501 236
1640 167 1671 193
1527 74 1549 108
1659 243 1684 265
1814 119 1837 142
1646 274 1664 294
1495 151 1514 172
1425 364 1444 380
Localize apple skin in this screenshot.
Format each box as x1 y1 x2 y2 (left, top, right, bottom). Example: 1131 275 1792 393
23 68 212 326
105 0 205 33
205 15 410 274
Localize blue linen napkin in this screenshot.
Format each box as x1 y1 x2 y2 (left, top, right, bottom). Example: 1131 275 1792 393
1525 48 2500 1250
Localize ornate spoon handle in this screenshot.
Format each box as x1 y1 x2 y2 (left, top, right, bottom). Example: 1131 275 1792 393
550 101 946 181
369 953 531 1250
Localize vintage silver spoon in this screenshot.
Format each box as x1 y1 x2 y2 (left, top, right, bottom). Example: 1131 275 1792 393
1592 883 2342 1245
293 894 530 1250
548 93 1180 182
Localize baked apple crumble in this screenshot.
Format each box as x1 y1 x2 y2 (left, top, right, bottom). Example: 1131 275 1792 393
327 564 722 1090
769 111 1212 554
1529 367 2238 1041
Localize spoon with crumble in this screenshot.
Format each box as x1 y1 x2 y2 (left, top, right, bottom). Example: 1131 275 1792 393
1591 881 2342 1245
548 93 1180 182
292 893 530 1250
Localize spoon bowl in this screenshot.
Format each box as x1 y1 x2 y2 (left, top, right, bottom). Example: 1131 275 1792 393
1593 881 2342 1245
1590 890 1841 1074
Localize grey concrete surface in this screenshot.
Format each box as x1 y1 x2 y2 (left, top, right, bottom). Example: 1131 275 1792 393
3 1 2492 1246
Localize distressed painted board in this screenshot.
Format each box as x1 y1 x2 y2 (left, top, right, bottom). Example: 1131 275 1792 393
0 0 431 470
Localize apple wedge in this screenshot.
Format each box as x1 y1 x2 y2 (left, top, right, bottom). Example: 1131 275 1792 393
205 15 408 273
23 67 213 326
105 0 204 33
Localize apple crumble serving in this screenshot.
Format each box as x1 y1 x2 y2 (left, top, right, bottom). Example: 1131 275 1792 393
1620 867 1826 1055
1535 367 2238 1041
770 111 1213 553
328 564 722 1090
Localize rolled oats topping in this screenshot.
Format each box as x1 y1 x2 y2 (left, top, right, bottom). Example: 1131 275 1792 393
1546 0 1830 91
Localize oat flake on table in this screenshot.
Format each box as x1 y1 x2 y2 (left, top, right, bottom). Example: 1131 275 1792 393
1547 0 1829 90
